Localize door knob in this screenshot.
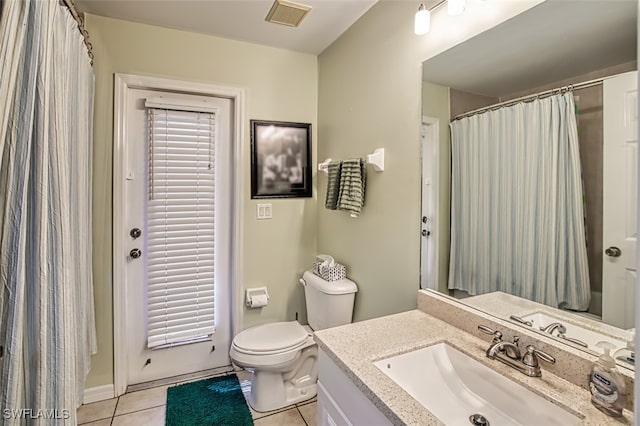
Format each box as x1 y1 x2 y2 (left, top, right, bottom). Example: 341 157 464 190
605 246 622 257
421 230 430 237
130 248 142 259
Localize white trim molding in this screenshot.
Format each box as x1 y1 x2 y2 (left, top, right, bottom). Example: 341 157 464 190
83 384 115 404
112 73 245 397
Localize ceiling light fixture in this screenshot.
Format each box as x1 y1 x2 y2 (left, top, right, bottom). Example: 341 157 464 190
448 0 466 15
414 3 430 35
415 0 467 35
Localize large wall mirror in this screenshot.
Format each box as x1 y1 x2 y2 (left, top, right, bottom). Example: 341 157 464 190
421 1 638 370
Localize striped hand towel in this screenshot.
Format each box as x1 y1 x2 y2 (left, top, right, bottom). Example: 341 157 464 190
337 158 366 217
324 160 342 210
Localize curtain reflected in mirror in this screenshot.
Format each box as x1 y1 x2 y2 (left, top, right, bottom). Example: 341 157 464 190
419 0 637 369
448 93 590 311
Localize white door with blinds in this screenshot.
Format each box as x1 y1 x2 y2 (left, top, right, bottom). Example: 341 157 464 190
125 88 232 385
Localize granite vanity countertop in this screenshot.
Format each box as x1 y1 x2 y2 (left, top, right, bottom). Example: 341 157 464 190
313 309 634 426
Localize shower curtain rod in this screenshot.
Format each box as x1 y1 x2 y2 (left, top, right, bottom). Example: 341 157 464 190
60 0 94 65
452 76 605 121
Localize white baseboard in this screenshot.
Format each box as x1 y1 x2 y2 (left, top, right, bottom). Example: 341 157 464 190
83 384 115 404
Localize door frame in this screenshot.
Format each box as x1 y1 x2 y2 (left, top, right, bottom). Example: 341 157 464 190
112 73 245 397
420 115 439 290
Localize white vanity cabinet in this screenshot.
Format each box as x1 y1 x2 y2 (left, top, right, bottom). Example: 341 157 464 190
317 349 393 426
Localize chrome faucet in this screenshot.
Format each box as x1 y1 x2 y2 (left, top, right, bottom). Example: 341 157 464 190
539 322 566 335
539 322 589 347
521 345 556 377
478 325 555 377
509 315 533 327
486 335 521 360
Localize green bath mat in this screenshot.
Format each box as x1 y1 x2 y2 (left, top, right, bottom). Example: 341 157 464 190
165 374 253 426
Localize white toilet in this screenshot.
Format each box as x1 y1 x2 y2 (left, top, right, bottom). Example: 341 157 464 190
229 270 358 412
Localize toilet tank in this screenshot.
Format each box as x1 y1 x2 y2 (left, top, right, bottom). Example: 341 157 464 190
301 270 358 330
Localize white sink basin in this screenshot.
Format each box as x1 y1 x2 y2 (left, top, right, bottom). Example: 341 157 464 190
520 312 628 354
373 343 580 426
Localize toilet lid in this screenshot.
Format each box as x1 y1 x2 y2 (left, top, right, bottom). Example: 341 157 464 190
233 321 309 353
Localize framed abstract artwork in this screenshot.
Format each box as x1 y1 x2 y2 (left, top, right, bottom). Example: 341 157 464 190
250 120 312 199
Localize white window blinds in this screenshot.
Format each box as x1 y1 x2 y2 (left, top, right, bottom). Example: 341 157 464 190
146 106 217 349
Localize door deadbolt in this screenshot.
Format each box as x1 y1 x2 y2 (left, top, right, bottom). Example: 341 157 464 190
130 228 142 239
422 216 428 224
130 248 142 259
605 246 622 258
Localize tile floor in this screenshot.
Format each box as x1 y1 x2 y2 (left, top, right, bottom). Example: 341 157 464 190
76 370 317 426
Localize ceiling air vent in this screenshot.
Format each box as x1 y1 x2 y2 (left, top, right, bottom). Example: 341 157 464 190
265 0 312 27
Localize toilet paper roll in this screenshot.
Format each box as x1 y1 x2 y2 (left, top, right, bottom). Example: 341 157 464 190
248 294 269 308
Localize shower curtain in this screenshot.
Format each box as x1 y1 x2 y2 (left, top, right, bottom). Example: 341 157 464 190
0 0 96 424
448 93 590 311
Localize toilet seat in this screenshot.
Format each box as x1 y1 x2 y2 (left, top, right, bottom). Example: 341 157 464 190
232 321 310 355
230 321 316 369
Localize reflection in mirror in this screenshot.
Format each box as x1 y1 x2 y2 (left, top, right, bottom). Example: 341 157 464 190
420 1 637 369
461 291 634 371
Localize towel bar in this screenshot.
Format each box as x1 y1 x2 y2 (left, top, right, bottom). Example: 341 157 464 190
318 148 384 173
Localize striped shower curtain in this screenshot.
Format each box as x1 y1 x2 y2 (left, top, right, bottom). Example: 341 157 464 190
448 93 591 311
0 0 96 424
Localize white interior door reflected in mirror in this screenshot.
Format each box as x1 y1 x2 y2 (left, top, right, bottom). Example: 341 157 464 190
420 117 439 290
602 71 638 330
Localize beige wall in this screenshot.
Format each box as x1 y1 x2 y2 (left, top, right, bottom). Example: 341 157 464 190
449 89 498 118
85 14 318 388
317 0 543 322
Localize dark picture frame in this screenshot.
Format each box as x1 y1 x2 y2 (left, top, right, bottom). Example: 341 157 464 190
250 120 312 199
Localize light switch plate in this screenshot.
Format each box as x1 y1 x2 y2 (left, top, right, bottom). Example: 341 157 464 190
257 203 272 220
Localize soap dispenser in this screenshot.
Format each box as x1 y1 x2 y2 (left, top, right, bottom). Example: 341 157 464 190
613 334 635 368
589 341 627 417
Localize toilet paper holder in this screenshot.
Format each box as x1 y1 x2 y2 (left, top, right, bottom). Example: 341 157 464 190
246 287 270 308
